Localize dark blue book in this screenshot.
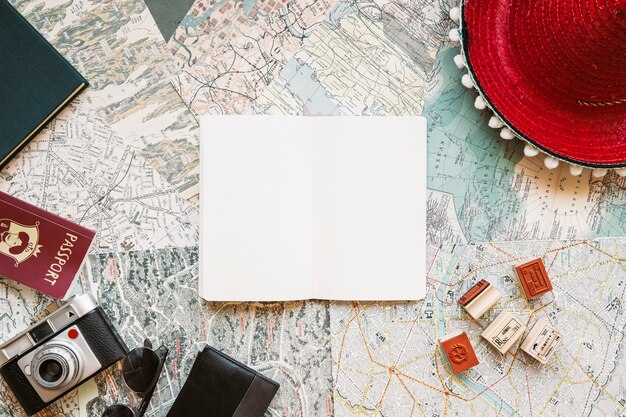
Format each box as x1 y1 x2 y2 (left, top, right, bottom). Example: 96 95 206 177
0 0 88 170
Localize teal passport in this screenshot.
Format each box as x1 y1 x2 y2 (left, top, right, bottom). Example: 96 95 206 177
0 0 88 170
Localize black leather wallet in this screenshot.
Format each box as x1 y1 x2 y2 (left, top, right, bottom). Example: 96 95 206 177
167 346 279 417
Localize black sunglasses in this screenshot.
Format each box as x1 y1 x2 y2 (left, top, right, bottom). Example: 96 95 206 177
102 339 169 417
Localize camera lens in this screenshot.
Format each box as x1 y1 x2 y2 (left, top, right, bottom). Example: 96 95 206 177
38 359 64 383
31 343 80 390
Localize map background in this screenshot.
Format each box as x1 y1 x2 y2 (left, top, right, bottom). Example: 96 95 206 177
0 0 625 416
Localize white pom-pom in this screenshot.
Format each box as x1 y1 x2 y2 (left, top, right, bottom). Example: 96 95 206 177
592 168 608 178
500 127 515 140
544 157 559 169
461 73 474 89
450 7 461 23
474 95 487 110
615 168 626 177
524 144 539 157
488 116 503 129
453 54 465 69
449 28 461 43
569 165 583 176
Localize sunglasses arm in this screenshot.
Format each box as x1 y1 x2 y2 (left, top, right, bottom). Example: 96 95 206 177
136 347 169 417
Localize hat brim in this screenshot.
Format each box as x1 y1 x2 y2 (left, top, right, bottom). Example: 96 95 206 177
461 0 626 168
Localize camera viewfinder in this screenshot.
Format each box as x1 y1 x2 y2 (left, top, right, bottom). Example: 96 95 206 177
29 322 54 343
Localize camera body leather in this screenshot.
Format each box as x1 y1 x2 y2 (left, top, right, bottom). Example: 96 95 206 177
0 307 128 415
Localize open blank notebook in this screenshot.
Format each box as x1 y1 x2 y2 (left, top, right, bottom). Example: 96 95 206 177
200 116 427 301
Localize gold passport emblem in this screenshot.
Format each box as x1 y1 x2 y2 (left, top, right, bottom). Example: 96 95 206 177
0 219 42 266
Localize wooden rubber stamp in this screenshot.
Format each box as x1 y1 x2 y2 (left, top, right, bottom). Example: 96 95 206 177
440 332 479 374
520 318 562 364
515 258 553 299
459 279 502 319
481 310 526 354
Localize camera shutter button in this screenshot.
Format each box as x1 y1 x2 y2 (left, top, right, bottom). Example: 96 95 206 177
23 364 31 375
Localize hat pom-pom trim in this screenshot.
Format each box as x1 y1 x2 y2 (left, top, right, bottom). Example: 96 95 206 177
448 3 621 177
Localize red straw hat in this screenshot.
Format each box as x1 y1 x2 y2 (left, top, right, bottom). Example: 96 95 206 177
448 0 626 176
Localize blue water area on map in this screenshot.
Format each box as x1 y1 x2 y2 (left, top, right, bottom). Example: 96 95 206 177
278 58 343 116
178 0 229 29
242 0 257 14
178 0 262 29
323 0 354 28
425 47 528 242
596 195 626 236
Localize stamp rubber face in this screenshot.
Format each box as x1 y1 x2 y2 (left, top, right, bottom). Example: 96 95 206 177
515 258 553 299
521 318 562 364
459 280 490 306
440 332 479 374
481 311 526 354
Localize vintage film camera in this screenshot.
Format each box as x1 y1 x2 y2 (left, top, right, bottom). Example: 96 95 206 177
0 293 128 415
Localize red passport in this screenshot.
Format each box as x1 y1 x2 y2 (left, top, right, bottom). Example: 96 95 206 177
0 191 95 299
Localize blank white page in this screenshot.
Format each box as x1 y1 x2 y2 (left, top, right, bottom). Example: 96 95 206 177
200 115 426 301
200 116 313 301
312 117 426 300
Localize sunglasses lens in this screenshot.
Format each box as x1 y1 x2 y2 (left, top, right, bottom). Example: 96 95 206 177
122 347 161 393
102 404 135 417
